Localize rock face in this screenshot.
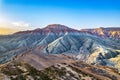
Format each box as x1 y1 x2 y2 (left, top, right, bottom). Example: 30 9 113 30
0 24 120 73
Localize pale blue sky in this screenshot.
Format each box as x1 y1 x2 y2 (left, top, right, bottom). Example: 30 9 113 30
0 0 120 30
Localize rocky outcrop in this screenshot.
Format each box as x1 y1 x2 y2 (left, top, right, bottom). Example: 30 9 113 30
81 27 120 38
0 61 120 80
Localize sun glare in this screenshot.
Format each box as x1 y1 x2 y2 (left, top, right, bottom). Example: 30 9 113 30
0 28 17 35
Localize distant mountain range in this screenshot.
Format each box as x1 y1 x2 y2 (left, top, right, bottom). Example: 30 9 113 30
81 27 120 38
0 24 120 80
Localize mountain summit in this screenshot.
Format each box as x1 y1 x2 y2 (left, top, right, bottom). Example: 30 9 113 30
15 24 79 34
42 24 79 33
43 24 70 29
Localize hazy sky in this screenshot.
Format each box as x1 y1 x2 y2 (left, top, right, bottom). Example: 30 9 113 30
0 0 120 34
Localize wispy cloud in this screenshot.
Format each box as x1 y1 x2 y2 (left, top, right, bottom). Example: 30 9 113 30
0 20 34 34
12 21 30 27
0 27 17 35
